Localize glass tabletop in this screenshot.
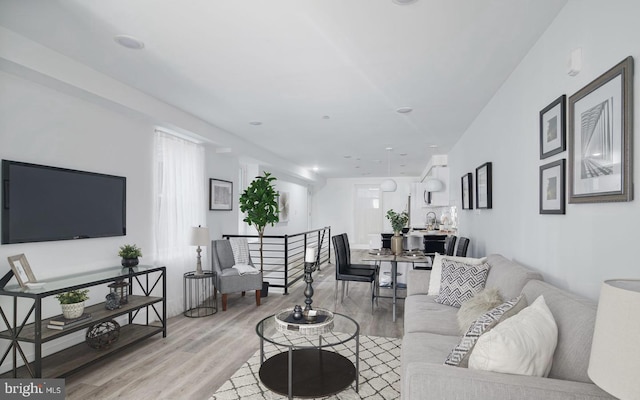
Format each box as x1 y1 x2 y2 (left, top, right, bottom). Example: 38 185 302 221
256 310 359 349
0 265 164 296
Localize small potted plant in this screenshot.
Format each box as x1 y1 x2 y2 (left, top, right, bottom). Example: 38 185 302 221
386 209 409 255
118 244 142 268
55 289 89 319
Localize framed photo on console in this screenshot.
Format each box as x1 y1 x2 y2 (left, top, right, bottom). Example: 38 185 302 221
540 159 566 215
475 162 492 209
540 95 566 159
7 254 37 288
209 178 233 211
568 56 634 204
461 173 473 209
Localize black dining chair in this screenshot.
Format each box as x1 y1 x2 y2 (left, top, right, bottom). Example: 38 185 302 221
455 237 470 257
444 235 457 256
332 234 377 312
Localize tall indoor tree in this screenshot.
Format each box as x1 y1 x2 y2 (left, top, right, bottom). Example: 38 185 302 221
239 171 280 275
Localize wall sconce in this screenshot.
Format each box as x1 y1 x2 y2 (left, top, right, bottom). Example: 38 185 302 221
568 48 582 76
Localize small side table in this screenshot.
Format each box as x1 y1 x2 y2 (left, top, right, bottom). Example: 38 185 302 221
183 270 217 317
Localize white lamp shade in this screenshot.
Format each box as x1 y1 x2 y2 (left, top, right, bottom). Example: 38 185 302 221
588 279 640 400
381 179 397 192
190 226 210 246
424 178 444 192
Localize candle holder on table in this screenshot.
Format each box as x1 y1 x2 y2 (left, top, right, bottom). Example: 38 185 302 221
304 248 316 312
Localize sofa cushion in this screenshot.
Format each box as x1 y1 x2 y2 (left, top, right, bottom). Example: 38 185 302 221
445 294 527 368
435 260 490 308
401 332 461 377
484 254 543 300
404 295 461 336
429 254 488 295
521 280 597 384
469 295 558 377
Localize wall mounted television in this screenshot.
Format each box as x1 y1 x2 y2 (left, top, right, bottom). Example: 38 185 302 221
2 160 126 244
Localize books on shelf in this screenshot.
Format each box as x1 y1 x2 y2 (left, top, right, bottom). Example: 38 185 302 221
47 313 92 330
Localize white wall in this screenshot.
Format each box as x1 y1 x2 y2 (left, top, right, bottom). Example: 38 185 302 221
0 70 155 367
206 149 240 242
313 177 417 247
448 0 640 300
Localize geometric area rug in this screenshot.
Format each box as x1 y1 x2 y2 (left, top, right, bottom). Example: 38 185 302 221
209 335 402 400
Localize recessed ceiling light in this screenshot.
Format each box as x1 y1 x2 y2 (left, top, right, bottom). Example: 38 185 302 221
400 153 408 156
343 155 352 159
428 144 438 148
385 147 393 151
312 166 319 172
114 35 145 50
395 107 413 114
249 121 262 126
392 0 418 5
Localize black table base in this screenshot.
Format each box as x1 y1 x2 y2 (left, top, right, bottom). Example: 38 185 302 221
259 349 355 398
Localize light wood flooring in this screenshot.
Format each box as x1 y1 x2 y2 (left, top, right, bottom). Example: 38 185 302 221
65 254 405 400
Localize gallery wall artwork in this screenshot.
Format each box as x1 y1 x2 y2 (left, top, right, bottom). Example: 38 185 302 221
540 159 566 214
540 95 566 159
568 56 634 203
209 178 233 211
475 162 492 209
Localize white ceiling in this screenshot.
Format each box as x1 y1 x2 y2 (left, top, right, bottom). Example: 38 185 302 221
0 0 567 179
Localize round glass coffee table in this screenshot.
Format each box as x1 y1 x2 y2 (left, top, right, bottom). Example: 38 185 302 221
255 310 360 399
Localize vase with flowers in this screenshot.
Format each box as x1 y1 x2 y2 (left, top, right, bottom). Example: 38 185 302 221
386 209 409 255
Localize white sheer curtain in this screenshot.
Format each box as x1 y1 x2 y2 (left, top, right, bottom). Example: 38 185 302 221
153 131 206 317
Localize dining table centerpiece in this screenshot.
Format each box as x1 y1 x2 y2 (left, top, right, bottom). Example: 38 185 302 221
386 209 409 255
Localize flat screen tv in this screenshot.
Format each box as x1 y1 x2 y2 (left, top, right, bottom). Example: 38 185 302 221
2 160 126 244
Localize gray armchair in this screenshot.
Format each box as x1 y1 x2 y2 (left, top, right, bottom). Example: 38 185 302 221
211 239 262 311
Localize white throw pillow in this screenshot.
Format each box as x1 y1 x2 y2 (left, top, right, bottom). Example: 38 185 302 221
445 295 527 368
428 254 488 295
468 295 558 377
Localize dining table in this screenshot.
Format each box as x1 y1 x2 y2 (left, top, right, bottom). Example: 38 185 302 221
361 251 429 322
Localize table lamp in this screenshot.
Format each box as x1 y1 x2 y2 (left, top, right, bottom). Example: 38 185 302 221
190 225 210 275
588 279 640 399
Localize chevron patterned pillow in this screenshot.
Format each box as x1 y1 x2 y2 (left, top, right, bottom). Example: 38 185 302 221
434 260 490 308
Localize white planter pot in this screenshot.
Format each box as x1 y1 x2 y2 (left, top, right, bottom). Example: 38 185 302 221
61 301 85 319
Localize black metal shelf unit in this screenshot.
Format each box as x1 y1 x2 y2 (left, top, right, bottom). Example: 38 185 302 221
0 265 166 378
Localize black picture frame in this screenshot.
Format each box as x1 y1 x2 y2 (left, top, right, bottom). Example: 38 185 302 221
540 159 566 215
475 162 492 209
540 95 566 159
209 178 233 211
461 173 473 209
568 56 634 203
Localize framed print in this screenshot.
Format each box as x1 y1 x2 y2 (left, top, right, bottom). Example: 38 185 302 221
475 162 492 209
278 191 290 222
461 173 473 209
7 254 36 288
569 56 634 203
540 95 566 159
540 159 566 214
209 178 233 211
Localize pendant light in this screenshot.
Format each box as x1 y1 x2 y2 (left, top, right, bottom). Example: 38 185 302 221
381 148 397 192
